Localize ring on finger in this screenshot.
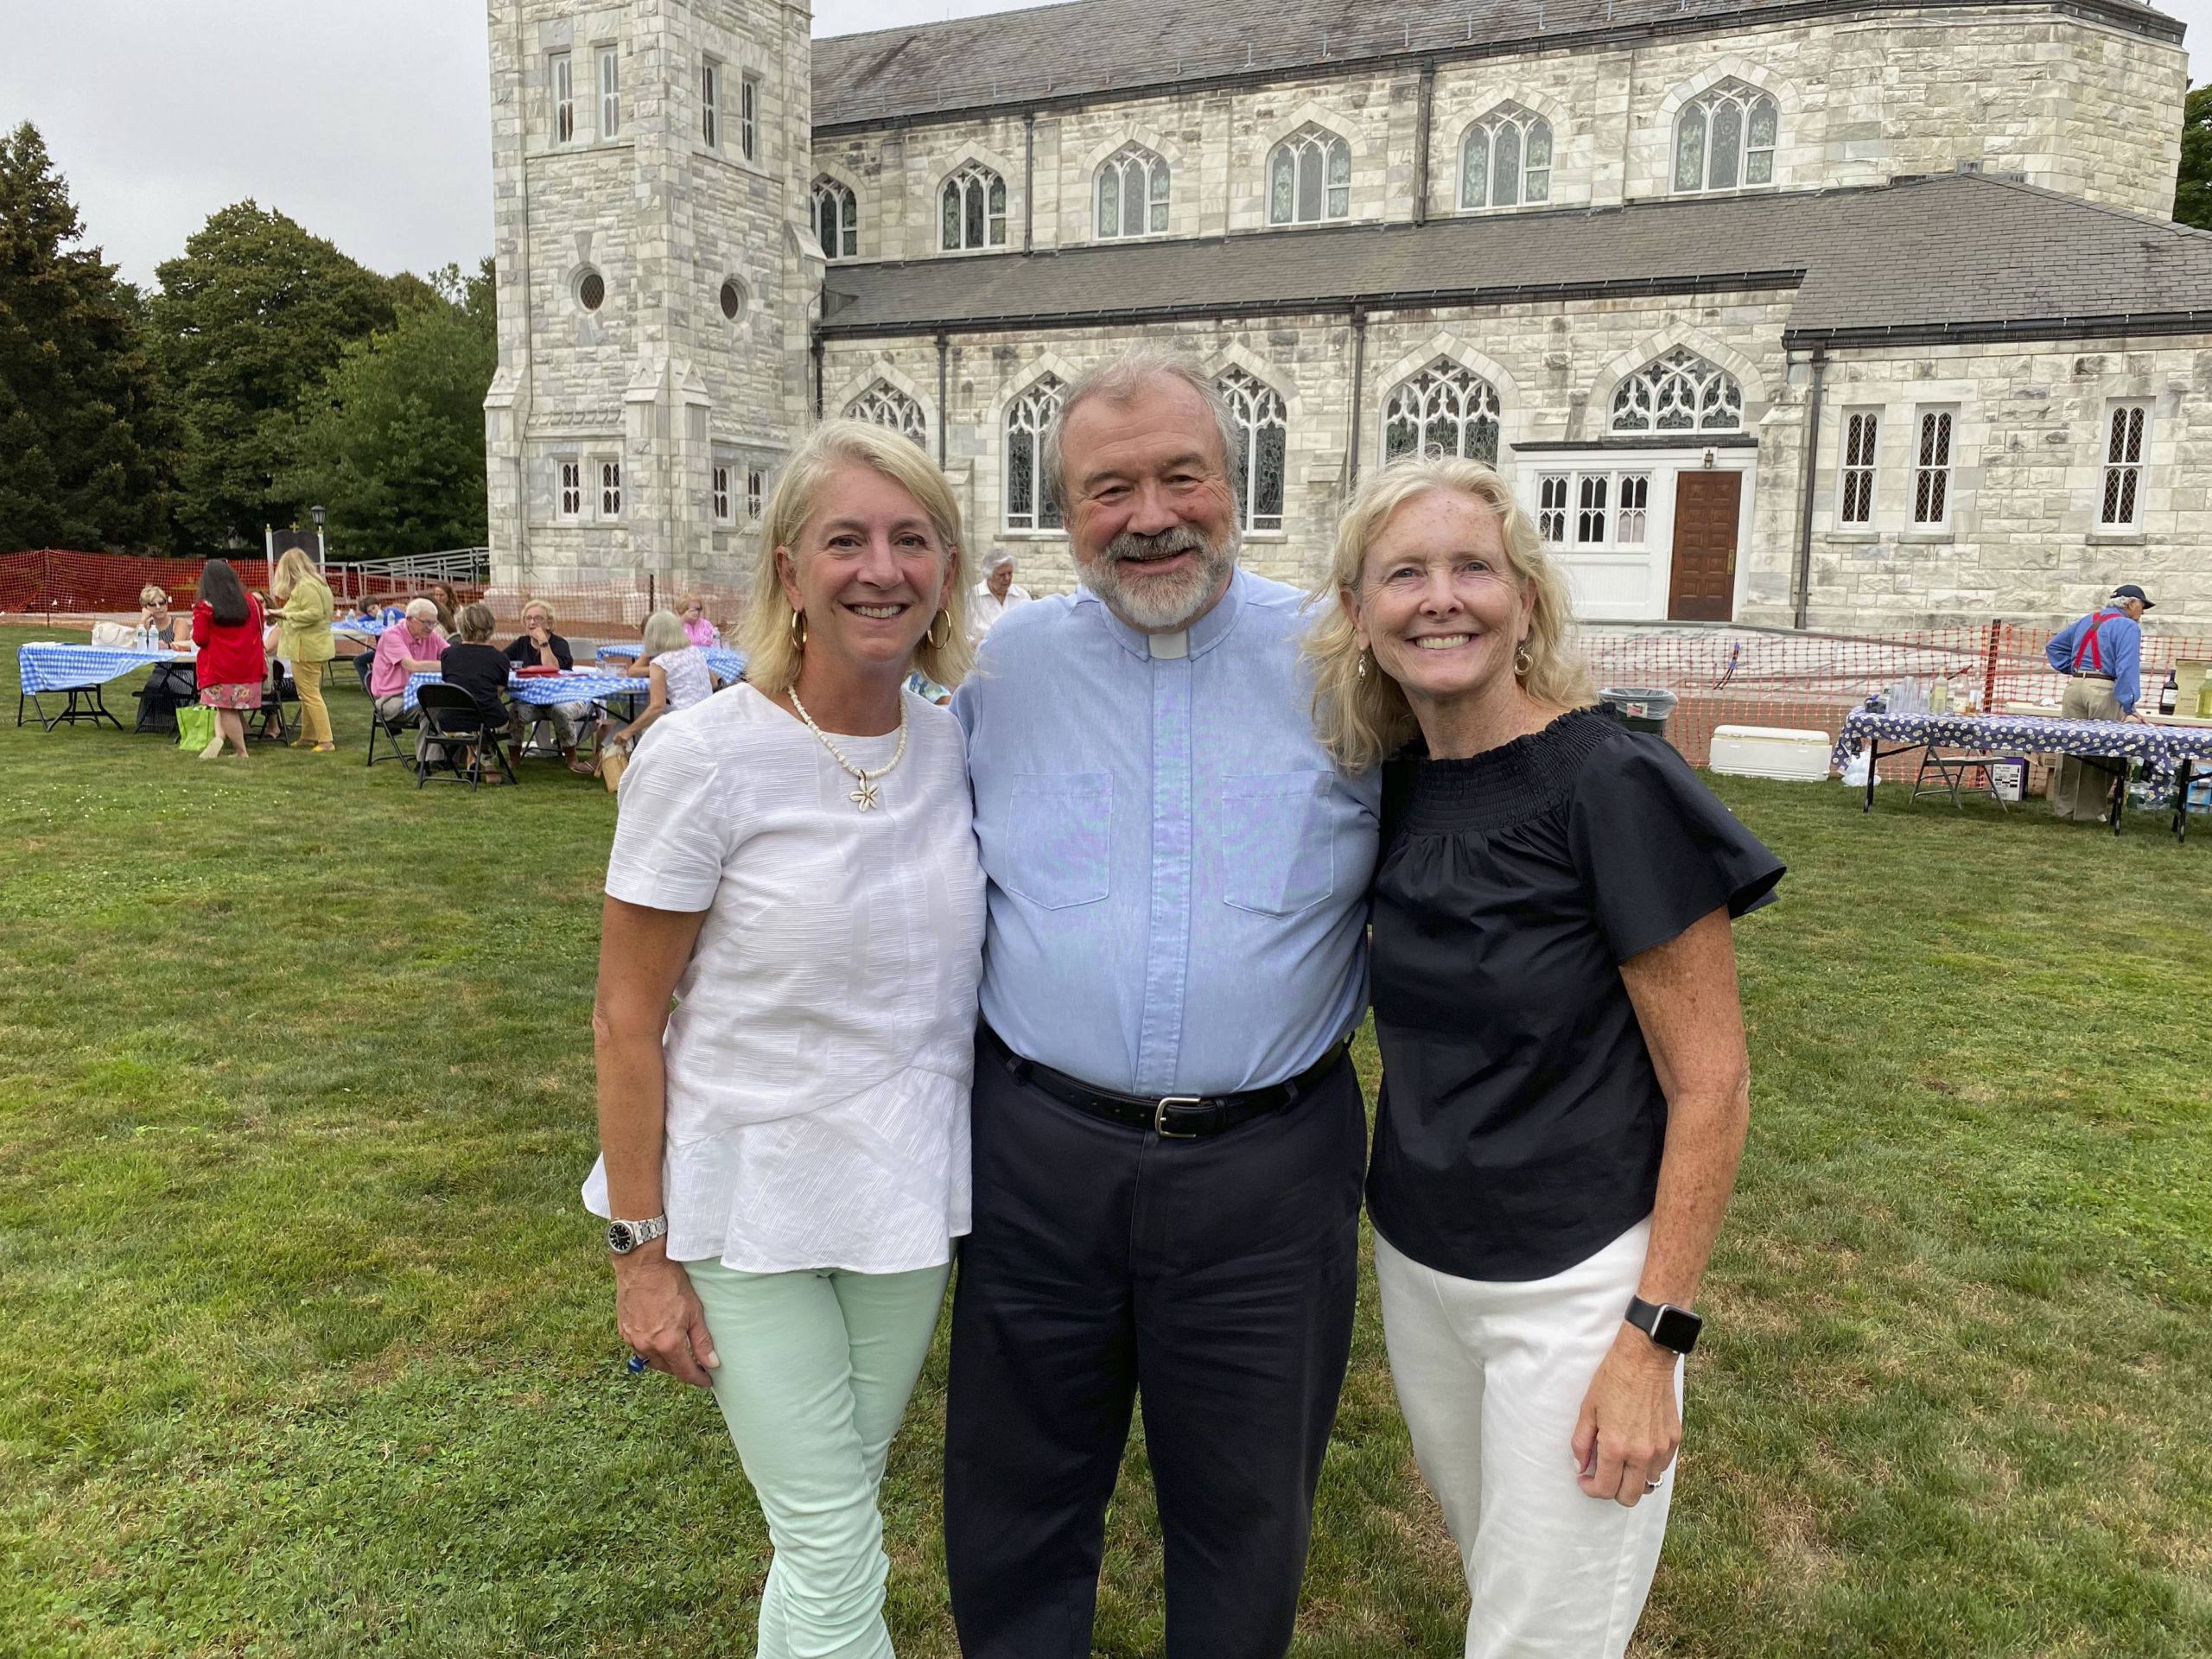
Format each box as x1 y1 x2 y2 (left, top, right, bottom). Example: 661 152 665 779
1643 1478 1662 1493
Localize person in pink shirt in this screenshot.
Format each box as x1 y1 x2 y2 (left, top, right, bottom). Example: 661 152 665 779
677 592 719 649
369 599 448 728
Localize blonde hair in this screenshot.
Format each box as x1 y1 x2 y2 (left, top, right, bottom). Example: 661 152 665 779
1305 454 1595 772
140 583 169 607
521 597 556 625
740 417 972 696
456 602 496 643
271 547 321 604
677 590 703 613
638 609 688 662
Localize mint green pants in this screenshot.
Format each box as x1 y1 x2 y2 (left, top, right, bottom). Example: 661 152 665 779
683 1257 950 1659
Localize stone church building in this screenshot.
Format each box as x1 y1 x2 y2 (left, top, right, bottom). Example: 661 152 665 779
483 0 2212 626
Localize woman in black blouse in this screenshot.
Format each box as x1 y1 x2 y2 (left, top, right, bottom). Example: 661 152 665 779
1306 455 1783 1659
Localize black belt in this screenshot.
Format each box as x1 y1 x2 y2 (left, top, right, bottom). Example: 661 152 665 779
982 1024 1350 1139
2072 672 2115 682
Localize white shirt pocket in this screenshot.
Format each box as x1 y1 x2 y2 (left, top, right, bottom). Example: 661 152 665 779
999 772 1114 909
1222 771 1336 917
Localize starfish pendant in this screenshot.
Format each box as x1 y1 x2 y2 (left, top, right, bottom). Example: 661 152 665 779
849 777 879 811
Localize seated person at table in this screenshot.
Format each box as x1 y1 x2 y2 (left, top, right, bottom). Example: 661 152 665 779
677 591 719 648
602 607 712 758
368 599 448 731
437 602 516 775
139 585 184 646
505 597 596 774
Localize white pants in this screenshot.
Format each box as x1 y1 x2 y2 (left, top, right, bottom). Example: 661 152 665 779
1375 1220 1678 1659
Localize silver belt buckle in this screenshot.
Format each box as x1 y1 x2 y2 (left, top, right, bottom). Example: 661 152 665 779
1154 1096 1203 1137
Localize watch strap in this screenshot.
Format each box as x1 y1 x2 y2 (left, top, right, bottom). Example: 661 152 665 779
1624 1294 1702 1355
607 1213 669 1253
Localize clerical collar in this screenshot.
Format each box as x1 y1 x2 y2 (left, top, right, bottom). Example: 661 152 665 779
1148 630 1188 659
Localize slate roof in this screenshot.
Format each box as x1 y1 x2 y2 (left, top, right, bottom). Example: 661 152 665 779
817 173 2212 347
811 0 2182 128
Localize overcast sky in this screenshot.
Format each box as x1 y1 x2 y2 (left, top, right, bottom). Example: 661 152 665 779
5 0 2206 290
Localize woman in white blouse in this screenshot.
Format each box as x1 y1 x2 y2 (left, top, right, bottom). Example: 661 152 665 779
588 419 979 1659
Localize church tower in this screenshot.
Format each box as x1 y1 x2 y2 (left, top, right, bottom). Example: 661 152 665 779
483 0 821 591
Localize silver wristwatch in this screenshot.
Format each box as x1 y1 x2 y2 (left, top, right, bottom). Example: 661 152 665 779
606 1214 669 1255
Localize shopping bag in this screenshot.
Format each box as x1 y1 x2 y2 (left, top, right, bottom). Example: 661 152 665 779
600 747 626 793
176 705 216 752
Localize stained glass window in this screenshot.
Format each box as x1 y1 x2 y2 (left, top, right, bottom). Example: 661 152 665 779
812 178 857 260
1006 376 1065 531
1382 359 1502 464
1219 367 1287 533
942 162 1007 251
1462 108 1553 210
1673 83 1777 193
844 381 927 448
1098 146 1170 238
1268 127 1352 225
1610 348 1742 432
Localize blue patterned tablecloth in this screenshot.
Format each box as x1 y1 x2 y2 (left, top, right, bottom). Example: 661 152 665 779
404 670 647 714
595 643 745 681
17 643 188 694
1834 709 2212 773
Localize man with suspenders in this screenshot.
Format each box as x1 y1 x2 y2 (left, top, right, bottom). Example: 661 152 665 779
2043 583 2153 821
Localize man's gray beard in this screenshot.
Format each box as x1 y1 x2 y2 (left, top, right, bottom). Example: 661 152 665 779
1080 524 1240 632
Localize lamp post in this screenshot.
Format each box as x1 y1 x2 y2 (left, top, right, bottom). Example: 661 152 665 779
310 505 327 575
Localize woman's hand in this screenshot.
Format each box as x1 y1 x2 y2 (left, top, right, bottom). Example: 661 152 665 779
613 1243 721 1387
1571 1327 1680 1506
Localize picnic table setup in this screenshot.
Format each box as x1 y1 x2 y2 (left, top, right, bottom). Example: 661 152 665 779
400 666 650 715
1832 706 2212 842
15 641 196 731
594 642 746 682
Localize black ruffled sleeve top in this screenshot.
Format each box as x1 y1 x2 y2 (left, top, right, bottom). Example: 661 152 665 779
1366 709 1785 1283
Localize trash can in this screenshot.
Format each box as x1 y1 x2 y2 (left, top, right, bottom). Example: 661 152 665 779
1597 685 1678 734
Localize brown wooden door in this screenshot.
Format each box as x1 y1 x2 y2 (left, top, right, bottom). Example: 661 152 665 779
1667 471 1741 621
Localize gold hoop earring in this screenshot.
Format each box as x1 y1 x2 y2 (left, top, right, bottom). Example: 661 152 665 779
1515 645 1533 677
925 609 950 650
788 609 808 652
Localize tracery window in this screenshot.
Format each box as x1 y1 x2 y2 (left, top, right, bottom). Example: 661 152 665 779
1097 145 1170 239
1382 359 1502 465
1672 81 1777 193
1460 106 1552 210
550 53 575 144
812 178 857 260
712 465 732 523
1268 126 1351 226
596 48 620 139
1610 347 1742 432
1218 368 1287 533
844 380 927 448
1837 410 1878 525
2100 403 2148 528
1912 408 1955 527
1005 375 1065 531
942 162 1007 251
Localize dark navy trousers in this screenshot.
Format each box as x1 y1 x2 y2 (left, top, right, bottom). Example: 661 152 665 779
944 1031 1365 1659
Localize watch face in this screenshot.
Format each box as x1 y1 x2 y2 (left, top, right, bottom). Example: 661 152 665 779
607 1220 635 1254
1651 1305 1702 1354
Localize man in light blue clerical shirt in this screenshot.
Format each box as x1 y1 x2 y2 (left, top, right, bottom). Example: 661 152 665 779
944 349 1380 1659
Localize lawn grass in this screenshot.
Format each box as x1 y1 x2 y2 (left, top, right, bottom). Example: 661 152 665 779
1 619 2208 1658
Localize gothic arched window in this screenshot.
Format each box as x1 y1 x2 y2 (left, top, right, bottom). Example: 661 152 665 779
1610 347 1744 431
1672 82 1778 194
1097 145 1170 239
844 380 926 448
941 162 1007 251
1218 367 1287 533
812 177 857 260
1461 107 1552 210
1382 359 1502 465
1006 375 1065 531
1268 126 1351 226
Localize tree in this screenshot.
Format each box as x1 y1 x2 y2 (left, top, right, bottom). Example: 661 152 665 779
150 202 397 554
2177 85 2212 230
279 262 497 561
0 123 171 553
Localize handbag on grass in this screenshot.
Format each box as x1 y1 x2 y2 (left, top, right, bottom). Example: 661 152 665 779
175 705 216 752
600 747 626 793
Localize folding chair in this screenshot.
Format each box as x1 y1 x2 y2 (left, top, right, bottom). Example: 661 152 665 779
1909 748 2005 811
414 683 518 791
356 653 409 767
251 662 296 745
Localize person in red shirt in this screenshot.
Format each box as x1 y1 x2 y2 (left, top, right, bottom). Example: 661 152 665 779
191 560 266 760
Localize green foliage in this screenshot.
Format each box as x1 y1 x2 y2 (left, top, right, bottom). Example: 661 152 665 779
0 123 171 553
1 632 2209 1658
280 261 498 561
2176 85 2212 230
149 202 398 555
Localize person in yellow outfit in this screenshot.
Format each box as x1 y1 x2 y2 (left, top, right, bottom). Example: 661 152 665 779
270 548 337 751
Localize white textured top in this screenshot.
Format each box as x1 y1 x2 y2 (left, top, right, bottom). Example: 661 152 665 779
656 645 715 712
583 683 986 1274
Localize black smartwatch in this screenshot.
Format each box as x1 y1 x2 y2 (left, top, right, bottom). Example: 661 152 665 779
1624 1295 1702 1356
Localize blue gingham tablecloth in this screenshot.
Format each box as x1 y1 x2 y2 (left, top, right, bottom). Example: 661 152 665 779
595 644 745 681
403 670 647 714
1833 709 2212 774
17 643 186 694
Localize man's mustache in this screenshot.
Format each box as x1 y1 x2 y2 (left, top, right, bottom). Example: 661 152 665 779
1105 526 1208 563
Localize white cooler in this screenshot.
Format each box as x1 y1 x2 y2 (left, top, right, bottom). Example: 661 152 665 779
1708 725 1834 781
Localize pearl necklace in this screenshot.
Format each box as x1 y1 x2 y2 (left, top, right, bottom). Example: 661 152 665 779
785 687 908 811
